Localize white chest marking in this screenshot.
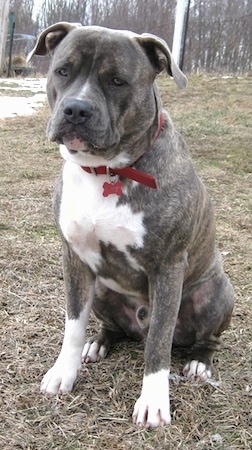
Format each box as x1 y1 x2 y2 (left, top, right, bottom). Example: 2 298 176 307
59 161 146 273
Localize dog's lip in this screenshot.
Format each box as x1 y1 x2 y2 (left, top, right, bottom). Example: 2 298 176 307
62 137 102 154
68 149 78 154
63 137 88 152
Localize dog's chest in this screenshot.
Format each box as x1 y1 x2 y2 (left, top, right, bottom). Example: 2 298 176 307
59 162 146 273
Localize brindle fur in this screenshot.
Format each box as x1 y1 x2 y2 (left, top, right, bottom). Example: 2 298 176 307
28 22 234 417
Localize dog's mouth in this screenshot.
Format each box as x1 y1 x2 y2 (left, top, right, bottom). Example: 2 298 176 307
48 118 121 157
62 135 100 154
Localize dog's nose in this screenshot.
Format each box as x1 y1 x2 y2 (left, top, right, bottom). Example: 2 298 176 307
63 99 93 124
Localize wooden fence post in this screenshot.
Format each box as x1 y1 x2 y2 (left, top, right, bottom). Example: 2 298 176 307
0 0 10 76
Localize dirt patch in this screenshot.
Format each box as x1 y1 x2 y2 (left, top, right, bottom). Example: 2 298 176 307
0 76 251 449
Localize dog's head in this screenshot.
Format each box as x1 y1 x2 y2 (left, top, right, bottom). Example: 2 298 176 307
28 22 187 167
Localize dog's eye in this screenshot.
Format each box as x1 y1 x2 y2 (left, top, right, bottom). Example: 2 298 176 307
57 68 68 77
110 77 124 87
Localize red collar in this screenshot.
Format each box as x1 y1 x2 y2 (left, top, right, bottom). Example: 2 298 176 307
81 112 164 196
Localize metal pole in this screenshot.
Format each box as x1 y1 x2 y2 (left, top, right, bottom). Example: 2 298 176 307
180 0 191 71
7 12 15 77
172 0 187 67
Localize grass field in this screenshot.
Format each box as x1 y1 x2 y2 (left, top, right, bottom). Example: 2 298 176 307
0 75 251 449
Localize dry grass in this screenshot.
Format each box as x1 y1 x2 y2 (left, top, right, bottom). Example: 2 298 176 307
0 76 251 449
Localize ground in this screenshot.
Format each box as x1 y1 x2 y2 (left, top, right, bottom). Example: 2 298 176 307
0 75 251 449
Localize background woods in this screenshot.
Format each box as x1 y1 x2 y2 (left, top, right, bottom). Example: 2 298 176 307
9 0 252 73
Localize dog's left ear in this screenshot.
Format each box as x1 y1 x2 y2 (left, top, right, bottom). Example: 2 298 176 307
135 33 187 89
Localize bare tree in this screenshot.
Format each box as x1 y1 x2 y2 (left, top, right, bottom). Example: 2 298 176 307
10 0 36 34
38 0 89 29
185 0 252 73
8 0 251 74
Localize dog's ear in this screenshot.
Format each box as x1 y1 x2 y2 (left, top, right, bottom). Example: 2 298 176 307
27 22 82 62
135 33 187 89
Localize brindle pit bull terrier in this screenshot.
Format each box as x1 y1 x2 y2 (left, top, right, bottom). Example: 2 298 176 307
27 22 234 428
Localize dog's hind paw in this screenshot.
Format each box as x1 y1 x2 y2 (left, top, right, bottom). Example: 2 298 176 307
183 360 212 381
82 341 108 363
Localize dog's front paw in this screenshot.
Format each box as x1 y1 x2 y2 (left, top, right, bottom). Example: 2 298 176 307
132 370 171 428
40 359 81 395
183 360 212 381
132 396 171 428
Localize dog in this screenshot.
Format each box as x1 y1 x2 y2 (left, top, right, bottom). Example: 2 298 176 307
27 22 234 428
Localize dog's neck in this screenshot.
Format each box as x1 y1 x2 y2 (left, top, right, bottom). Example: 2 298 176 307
81 112 165 196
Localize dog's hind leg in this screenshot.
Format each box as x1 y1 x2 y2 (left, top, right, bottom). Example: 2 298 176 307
182 270 234 380
82 283 146 363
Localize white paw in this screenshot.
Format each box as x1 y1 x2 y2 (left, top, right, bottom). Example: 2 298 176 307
82 341 107 363
132 370 171 428
40 358 81 395
183 360 212 381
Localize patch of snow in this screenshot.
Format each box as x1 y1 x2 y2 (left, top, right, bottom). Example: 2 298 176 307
0 94 47 118
0 78 47 118
211 433 223 444
0 77 47 92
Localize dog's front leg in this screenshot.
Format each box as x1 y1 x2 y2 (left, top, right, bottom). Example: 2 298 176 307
41 242 94 395
132 259 185 428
